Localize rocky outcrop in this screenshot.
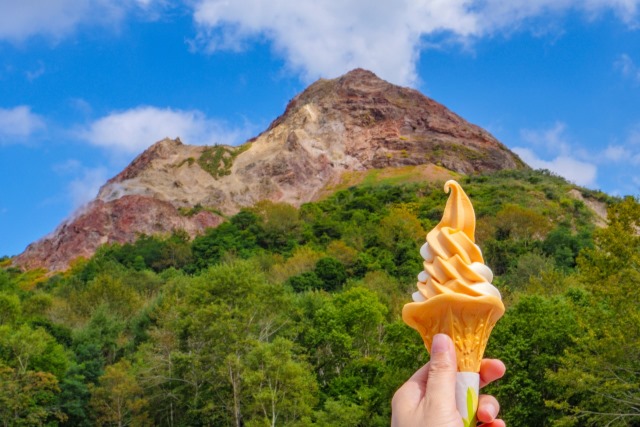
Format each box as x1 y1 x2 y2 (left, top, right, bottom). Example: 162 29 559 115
14 68 526 272
14 195 222 272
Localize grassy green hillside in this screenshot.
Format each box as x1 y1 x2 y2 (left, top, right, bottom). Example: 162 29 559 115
1 169 638 426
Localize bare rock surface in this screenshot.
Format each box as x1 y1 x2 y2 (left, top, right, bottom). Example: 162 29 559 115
568 189 608 227
14 68 526 272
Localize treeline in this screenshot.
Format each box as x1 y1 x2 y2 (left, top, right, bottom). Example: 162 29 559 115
0 169 638 426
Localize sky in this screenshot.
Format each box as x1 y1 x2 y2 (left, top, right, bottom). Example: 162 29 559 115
1 0 640 257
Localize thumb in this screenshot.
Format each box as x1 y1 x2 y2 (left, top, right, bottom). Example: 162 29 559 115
423 334 458 419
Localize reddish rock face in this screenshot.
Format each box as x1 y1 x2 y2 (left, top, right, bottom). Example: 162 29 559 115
13 68 527 272
13 196 222 272
263 68 524 175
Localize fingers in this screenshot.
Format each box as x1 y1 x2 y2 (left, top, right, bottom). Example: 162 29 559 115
478 358 506 426
422 334 458 415
479 358 506 388
392 334 458 422
393 361 431 407
477 393 500 424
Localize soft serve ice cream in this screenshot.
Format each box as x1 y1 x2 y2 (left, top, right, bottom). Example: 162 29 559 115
412 180 501 303
402 180 504 372
402 179 505 426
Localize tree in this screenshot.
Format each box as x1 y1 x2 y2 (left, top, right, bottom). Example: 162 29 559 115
0 325 68 378
548 279 640 427
135 327 181 426
577 195 640 283
153 231 193 271
0 293 20 325
74 306 126 366
90 360 150 426
0 365 65 426
493 204 552 241
69 273 142 320
326 240 358 267
58 363 92 427
502 252 556 295
269 246 324 283
485 295 581 427
190 221 259 270
314 257 347 291
357 271 405 319
242 338 318 427
547 196 640 426
133 260 296 425
314 397 366 427
253 201 303 253
286 272 324 293
297 286 387 397
542 227 592 271
377 206 425 250
0 268 16 292
332 287 387 357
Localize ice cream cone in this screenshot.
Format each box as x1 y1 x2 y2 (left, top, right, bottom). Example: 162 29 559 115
403 293 504 372
402 179 504 424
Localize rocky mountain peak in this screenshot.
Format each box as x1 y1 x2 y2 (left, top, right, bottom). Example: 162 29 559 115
106 137 185 185
13 69 527 272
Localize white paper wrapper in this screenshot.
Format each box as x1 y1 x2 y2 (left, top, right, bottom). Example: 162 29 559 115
456 372 479 427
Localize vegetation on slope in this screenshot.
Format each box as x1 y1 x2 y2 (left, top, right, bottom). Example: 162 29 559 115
197 144 251 179
1 169 638 426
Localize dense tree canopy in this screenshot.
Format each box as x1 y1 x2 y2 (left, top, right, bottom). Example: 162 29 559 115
1 169 637 426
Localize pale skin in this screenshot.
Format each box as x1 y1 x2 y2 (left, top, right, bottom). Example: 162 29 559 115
391 334 506 427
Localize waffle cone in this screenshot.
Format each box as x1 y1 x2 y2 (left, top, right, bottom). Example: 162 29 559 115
403 293 505 372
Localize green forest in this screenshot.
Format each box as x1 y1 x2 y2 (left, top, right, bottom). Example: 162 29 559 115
0 169 638 426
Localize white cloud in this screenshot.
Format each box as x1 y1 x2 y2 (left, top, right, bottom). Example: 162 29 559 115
475 0 639 30
191 0 478 85
190 0 640 85
514 147 598 187
627 124 640 145
69 98 93 116
615 54 640 82
601 127 640 166
603 144 632 162
520 121 570 155
25 61 46 81
0 0 167 42
68 166 109 208
52 159 83 175
79 106 246 154
0 106 45 141
513 122 599 187
47 160 108 208
3 1 638 85
0 0 88 41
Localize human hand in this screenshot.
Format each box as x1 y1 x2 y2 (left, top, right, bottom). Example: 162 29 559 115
391 334 506 427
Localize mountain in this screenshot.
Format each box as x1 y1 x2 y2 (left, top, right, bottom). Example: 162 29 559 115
13 68 526 272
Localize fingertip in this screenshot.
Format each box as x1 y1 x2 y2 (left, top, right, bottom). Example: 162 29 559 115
479 420 505 427
429 334 457 369
480 358 506 387
423 334 457 412
431 333 453 354
477 402 498 423
477 394 500 423
492 358 506 374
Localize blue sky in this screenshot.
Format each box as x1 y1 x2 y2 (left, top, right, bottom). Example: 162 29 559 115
1 0 640 257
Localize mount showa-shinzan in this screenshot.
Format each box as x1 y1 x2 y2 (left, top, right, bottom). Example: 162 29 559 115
14 68 528 272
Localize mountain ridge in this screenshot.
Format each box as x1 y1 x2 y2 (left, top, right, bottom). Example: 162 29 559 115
14 68 526 272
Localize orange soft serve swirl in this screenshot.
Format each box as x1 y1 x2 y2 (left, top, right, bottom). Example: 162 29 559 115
412 180 501 301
